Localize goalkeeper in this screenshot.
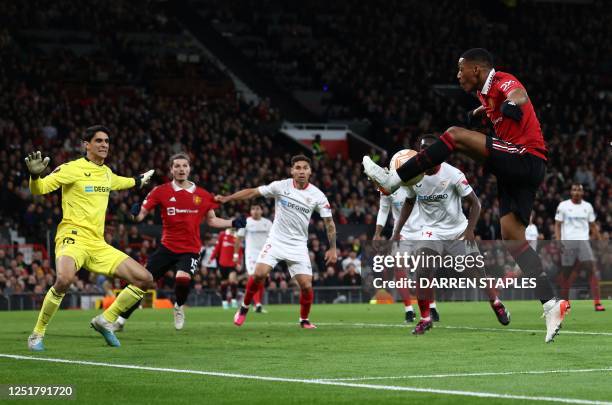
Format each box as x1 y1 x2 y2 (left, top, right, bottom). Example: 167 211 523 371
26 125 156 351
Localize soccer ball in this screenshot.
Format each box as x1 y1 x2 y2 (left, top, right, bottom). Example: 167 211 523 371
389 149 424 186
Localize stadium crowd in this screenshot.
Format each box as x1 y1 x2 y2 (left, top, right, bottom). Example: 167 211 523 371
1 0 610 297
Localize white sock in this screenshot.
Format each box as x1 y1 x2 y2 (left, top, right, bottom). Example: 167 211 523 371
405 305 414 312
429 302 437 309
117 316 126 325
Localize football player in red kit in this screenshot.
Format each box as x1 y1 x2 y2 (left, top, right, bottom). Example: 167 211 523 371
210 228 243 309
363 48 568 343
114 153 245 330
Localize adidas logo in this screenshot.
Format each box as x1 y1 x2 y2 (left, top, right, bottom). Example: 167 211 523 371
169 197 176 202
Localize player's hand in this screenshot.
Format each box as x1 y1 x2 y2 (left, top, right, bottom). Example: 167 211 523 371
138 169 155 189
460 228 476 246
231 215 247 229
215 195 230 204
500 100 523 121
24 151 50 176
130 203 141 222
324 248 337 265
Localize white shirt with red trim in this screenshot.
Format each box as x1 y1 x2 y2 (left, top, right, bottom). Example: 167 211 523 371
258 179 332 247
237 217 273 259
405 163 472 238
555 199 595 240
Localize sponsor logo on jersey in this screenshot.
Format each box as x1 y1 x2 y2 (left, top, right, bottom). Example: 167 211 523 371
279 198 311 214
84 185 110 193
417 193 448 201
167 207 198 216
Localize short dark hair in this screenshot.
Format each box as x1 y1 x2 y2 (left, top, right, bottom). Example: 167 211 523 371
250 201 263 209
571 183 584 189
83 125 111 142
291 154 311 166
460 48 493 67
169 152 191 168
418 133 438 146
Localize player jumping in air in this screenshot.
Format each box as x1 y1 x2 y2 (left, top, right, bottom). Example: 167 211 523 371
25 125 155 350
216 155 337 328
392 134 510 335
363 48 567 342
114 153 246 331
555 184 604 311
235 203 273 313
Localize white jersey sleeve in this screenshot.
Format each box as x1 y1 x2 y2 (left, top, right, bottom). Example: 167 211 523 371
587 203 596 222
237 228 246 238
315 192 332 218
258 180 284 198
376 193 392 226
453 170 473 198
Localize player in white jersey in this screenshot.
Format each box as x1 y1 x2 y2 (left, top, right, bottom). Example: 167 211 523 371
375 188 438 323
554 184 604 311
235 203 273 313
393 134 510 334
216 155 337 328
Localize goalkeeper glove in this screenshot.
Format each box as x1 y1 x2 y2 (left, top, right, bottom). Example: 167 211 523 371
232 216 247 229
129 203 141 222
135 169 154 189
500 100 523 122
25 151 50 177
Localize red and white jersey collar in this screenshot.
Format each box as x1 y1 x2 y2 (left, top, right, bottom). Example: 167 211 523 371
481 68 496 95
171 180 196 193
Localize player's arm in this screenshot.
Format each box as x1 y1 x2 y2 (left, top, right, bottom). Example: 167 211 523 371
554 204 564 240
206 210 247 229
392 197 415 240
234 230 244 265
460 191 481 242
506 88 530 106
374 194 391 240
215 188 261 203
554 221 562 240
132 186 161 222
25 152 74 195
500 82 529 122
323 216 337 265
589 222 602 240
110 170 154 191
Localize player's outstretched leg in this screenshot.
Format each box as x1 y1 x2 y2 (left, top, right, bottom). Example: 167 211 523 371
235 263 272 326
28 256 76 351
92 258 154 347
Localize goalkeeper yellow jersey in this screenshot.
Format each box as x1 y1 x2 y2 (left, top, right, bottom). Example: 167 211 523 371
30 157 136 241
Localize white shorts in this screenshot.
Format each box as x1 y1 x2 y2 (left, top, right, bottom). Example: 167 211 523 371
256 240 312 278
245 253 258 275
561 240 595 266
414 228 480 256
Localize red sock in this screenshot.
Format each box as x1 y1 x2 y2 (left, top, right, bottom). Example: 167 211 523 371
300 288 313 320
417 299 430 319
243 276 263 306
253 283 264 305
590 270 601 304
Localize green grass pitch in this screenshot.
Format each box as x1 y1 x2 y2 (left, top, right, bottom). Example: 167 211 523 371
1 300 611 404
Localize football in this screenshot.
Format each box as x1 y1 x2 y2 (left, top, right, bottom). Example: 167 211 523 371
389 149 424 186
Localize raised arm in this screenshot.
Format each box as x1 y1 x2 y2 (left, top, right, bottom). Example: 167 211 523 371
216 188 261 204
26 152 73 195
506 88 530 106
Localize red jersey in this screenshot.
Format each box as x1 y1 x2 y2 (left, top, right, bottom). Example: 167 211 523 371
142 181 219 254
477 70 547 160
210 230 242 268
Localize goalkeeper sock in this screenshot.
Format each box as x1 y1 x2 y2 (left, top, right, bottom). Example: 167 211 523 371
396 132 454 182
33 287 65 336
103 285 145 323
